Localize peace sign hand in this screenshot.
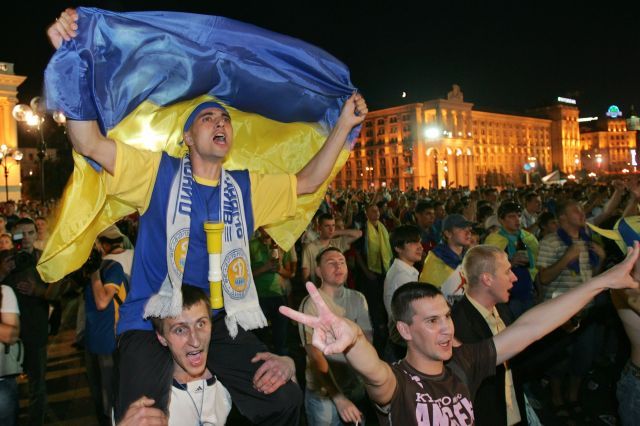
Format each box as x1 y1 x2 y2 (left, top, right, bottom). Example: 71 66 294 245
279 282 361 355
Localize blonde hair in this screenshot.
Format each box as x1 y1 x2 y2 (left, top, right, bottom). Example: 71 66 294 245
462 245 503 287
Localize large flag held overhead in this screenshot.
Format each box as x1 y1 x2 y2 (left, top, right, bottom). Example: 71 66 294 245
39 7 358 282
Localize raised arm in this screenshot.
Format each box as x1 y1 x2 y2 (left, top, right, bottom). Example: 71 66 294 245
90 270 119 311
296 93 367 195
333 228 363 245
47 8 116 174
494 242 640 364
280 282 397 405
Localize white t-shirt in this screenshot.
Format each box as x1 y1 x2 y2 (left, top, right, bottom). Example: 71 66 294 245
1 285 19 315
168 376 231 426
1 285 20 382
103 249 134 279
383 258 419 316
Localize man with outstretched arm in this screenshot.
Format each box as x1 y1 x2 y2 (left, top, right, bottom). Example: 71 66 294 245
47 8 367 425
281 243 640 426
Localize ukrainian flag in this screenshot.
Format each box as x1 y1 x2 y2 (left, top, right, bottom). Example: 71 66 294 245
39 7 358 282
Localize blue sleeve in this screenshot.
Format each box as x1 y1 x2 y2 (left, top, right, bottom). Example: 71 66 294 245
101 261 126 287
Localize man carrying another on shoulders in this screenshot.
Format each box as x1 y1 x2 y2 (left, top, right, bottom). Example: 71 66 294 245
47 9 367 424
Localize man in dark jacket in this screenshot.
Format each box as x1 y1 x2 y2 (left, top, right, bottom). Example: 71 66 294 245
452 244 529 426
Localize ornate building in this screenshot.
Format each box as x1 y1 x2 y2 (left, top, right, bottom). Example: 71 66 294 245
333 85 632 190
0 62 26 200
579 106 638 172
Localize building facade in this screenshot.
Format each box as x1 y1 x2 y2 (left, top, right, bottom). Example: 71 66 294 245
0 62 26 200
334 85 635 190
579 106 638 173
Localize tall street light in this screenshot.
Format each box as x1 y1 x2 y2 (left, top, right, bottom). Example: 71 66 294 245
365 166 374 187
12 97 66 203
0 145 23 201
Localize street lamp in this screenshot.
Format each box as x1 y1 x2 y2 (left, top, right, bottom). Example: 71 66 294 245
0 144 23 202
365 166 374 187
12 97 66 203
424 126 441 140
595 153 603 169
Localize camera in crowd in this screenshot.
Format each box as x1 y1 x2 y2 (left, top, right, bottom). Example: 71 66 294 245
8 232 36 273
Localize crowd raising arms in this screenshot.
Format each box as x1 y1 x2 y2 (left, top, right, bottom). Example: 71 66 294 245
281 243 640 408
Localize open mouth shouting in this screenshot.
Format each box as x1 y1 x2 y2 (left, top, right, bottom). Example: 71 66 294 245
213 132 227 145
186 349 205 367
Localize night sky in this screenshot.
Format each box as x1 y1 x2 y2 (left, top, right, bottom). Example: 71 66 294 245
3 1 639 117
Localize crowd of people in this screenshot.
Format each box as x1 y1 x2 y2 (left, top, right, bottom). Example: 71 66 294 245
1 6 639 426
2 175 640 425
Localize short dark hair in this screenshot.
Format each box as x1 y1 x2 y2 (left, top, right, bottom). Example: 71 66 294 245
315 246 343 266
14 217 35 229
538 211 556 228
414 200 434 214
151 284 211 335
390 225 421 256
391 282 443 324
318 213 335 225
497 201 522 219
98 236 124 246
524 192 539 204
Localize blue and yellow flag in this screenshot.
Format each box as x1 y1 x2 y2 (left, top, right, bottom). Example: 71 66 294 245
39 7 357 282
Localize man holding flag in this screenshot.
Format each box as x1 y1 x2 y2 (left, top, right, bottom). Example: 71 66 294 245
44 7 367 424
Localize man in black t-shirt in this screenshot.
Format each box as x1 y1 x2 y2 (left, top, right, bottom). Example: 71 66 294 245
281 243 640 425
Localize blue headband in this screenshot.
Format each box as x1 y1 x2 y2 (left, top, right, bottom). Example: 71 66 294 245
183 101 229 133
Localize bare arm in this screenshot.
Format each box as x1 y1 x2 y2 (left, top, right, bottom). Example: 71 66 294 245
622 196 640 217
90 270 119 311
280 282 397 405
538 243 580 285
47 9 117 174
494 243 640 364
304 344 363 423
590 182 624 226
333 228 363 245
0 311 19 345
623 178 640 217
67 121 117 175
296 93 367 195
277 256 296 280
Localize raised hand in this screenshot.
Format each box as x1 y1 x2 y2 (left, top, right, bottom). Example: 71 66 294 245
279 282 360 355
46 8 79 49
595 241 640 291
337 92 368 129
